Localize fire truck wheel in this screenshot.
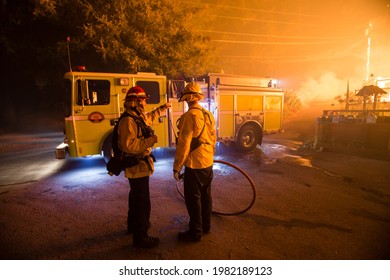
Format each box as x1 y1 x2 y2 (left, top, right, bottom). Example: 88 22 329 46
102 134 113 163
236 123 261 152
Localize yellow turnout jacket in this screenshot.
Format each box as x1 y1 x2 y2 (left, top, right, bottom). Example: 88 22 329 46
173 103 216 172
118 106 166 178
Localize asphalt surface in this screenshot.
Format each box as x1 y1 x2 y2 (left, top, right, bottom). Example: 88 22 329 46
0 130 389 260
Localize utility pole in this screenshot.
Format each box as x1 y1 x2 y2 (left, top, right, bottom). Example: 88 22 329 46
345 80 350 110
365 23 372 83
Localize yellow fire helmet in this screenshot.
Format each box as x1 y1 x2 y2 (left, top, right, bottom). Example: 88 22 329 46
179 82 203 102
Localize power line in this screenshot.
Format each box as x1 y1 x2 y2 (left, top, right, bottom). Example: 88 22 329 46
200 29 364 40
215 41 365 62
217 54 360 63
214 15 330 27
181 1 368 30
212 39 354 45
181 0 338 19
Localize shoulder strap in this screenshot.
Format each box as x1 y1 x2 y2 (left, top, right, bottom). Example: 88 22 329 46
189 107 211 139
118 111 130 122
120 110 153 139
117 111 143 134
126 108 148 127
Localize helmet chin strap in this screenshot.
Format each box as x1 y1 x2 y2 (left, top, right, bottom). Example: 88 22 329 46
178 92 189 102
187 100 198 106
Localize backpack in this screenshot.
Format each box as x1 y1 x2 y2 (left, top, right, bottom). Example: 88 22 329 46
111 112 129 159
106 112 130 176
106 111 155 176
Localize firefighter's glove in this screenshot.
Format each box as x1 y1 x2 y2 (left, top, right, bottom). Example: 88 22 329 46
173 170 181 181
160 102 171 110
148 135 158 146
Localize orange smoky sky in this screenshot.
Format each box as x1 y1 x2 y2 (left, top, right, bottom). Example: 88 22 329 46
198 0 390 103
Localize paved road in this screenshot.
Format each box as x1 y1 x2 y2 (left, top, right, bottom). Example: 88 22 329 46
0 132 389 260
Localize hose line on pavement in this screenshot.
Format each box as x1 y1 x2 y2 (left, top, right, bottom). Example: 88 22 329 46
176 159 257 216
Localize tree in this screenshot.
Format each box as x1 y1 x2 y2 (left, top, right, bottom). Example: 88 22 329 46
78 0 216 78
32 0 217 78
0 0 218 130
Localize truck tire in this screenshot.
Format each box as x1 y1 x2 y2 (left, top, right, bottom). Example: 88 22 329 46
236 123 262 152
102 134 113 163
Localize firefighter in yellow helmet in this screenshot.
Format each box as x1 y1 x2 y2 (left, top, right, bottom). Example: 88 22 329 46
173 82 216 242
118 86 171 248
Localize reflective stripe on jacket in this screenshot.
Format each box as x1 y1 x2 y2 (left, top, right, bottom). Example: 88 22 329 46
173 103 216 172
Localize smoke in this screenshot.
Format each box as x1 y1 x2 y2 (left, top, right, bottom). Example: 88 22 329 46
204 0 390 108
296 72 349 105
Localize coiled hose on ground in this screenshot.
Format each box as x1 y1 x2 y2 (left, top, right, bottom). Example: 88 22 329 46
176 159 257 216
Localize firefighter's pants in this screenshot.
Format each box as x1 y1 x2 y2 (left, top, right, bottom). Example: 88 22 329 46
127 176 151 237
183 166 213 236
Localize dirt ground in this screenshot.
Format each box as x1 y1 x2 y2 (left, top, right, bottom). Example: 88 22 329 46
0 107 389 260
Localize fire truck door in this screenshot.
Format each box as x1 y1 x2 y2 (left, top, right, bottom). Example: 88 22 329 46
264 95 283 132
71 78 116 157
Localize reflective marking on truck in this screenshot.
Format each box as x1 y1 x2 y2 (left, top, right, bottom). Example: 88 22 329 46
65 113 119 121
88 112 104 123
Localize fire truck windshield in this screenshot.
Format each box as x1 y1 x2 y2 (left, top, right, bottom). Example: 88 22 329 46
76 79 110 106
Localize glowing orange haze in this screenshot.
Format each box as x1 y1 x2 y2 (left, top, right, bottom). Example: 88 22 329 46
202 0 390 105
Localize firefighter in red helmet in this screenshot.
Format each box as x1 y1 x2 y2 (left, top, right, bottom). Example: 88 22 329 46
117 85 171 248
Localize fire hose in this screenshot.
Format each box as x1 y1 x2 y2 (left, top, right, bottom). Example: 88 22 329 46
176 159 257 216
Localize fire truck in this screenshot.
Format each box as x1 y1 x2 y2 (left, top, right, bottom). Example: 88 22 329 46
55 70 284 160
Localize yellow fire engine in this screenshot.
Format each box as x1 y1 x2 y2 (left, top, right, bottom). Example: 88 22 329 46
56 70 284 160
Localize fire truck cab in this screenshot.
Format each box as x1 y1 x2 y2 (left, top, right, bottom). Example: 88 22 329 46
57 70 170 160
